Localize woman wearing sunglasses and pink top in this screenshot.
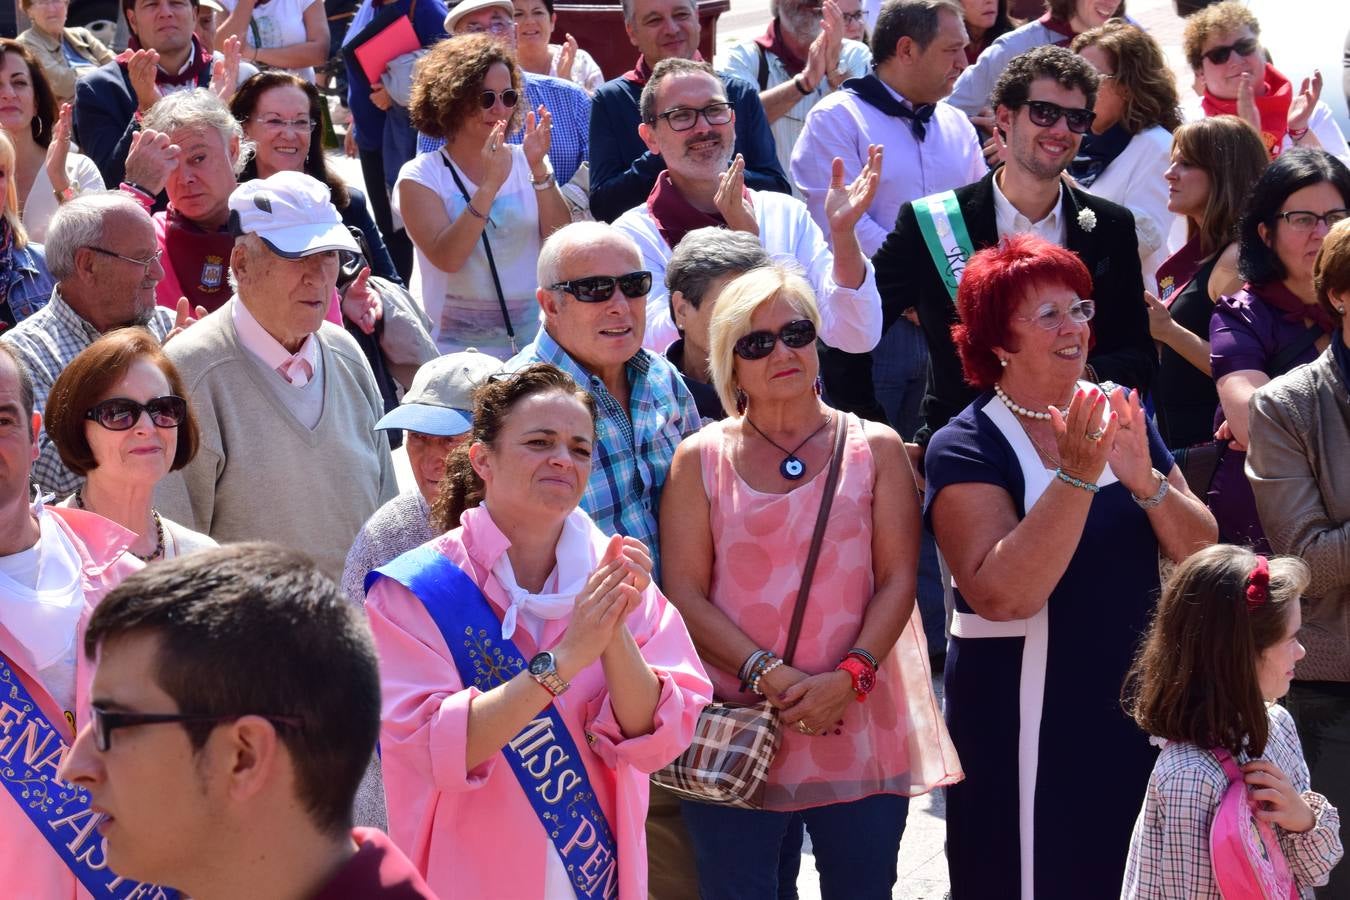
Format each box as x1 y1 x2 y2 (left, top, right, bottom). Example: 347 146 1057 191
45 328 215 561
660 264 959 898
395 34 571 358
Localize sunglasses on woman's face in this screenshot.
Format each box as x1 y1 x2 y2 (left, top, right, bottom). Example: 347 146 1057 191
549 271 653 303
1023 100 1096 134
1202 36 1260 66
480 88 520 110
85 396 188 431
733 319 817 361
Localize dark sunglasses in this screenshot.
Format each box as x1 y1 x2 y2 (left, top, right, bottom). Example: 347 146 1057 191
1202 36 1260 66
480 88 520 110
1024 100 1096 134
90 704 303 752
84 396 188 431
733 319 817 361
549 271 652 303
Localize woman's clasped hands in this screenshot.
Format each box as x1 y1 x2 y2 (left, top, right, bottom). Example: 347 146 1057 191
554 535 652 671
1049 387 1158 497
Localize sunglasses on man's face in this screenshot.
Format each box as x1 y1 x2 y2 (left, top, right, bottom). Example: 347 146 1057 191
1023 100 1096 134
549 271 653 303
84 396 188 431
1202 36 1260 66
480 88 519 110
733 319 818 361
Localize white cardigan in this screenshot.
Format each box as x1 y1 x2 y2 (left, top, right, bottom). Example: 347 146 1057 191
1085 125 1178 296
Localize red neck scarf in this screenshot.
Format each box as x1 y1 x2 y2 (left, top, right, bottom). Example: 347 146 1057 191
1201 64 1292 158
164 208 235 314
1037 13 1078 46
646 171 752 250
753 18 806 77
125 33 214 89
1155 235 1210 304
622 50 706 86
1250 278 1338 335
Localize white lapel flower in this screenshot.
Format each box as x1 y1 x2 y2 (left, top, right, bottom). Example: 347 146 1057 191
1077 208 1097 233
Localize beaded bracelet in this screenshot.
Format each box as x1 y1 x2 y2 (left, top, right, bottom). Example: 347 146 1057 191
1054 468 1099 494
738 649 771 692
750 658 784 695
466 201 488 220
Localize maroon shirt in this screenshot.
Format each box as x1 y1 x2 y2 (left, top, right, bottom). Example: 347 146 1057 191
311 828 438 900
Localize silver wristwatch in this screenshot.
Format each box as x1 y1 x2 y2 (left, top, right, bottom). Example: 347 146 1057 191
528 651 569 697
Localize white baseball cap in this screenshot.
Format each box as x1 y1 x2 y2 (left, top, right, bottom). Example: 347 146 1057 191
444 0 515 32
228 171 360 259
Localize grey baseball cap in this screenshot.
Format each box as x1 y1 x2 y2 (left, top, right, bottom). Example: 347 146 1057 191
374 349 502 435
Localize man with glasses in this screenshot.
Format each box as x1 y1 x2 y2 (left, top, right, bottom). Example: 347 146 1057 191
2 192 177 497
155 172 396 581
0 343 152 898
58 543 437 899
613 57 882 356
848 45 1154 470
588 0 790 222
1181 2 1349 163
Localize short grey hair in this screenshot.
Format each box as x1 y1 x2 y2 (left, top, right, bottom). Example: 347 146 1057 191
640 57 721 124
666 227 770 307
142 88 255 175
45 191 149 280
872 0 964 65
537 222 643 291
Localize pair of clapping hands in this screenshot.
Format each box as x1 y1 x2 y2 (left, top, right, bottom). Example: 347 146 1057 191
553 535 653 671
714 146 884 236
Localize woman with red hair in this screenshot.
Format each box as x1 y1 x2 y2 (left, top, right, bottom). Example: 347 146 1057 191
923 233 1216 897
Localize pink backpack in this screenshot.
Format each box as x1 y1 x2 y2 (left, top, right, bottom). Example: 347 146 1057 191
1210 748 1298 899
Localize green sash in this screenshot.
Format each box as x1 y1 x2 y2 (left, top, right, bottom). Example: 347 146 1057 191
912 190 975 301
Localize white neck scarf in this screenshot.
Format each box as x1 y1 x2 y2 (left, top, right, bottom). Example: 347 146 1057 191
491 508 598 640
0 502 86 670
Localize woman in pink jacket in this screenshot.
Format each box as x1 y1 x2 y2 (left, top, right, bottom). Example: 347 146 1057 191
364 363 712 899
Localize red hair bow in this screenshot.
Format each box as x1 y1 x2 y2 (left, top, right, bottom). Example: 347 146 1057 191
1246 556 1270 609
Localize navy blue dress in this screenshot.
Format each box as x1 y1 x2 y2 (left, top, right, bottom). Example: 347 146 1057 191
924 391 1172 899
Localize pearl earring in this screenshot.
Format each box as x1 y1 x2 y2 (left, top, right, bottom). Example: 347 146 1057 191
999 357 1008 368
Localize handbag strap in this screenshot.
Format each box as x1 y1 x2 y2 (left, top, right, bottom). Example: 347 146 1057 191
1269 323 1324 377
782 411 848 665
441 151 517 349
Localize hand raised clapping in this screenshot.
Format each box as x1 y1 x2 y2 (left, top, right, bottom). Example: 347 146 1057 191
1049 387 1117 485
522 105 553 173
715 154 759 236
824 145 882 235
554 535 644 671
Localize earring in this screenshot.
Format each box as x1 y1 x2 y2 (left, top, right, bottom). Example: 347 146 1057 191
735 388 747 415
1338 307 1346 315
999 356 1008 368
813 376 823 397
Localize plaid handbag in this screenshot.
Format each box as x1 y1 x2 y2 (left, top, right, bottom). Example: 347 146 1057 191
651 414 848 808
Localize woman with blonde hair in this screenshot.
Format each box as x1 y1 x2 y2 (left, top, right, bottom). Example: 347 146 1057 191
0 127 54 332
662 262 958 897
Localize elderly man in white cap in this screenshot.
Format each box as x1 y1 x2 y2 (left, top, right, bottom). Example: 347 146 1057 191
340 348 500 606
156 170 397 581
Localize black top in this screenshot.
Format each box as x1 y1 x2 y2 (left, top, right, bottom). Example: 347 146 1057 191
665 339 726 420
1154 252 1221 449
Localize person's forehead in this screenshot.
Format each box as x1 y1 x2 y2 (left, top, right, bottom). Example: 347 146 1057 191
635 0 694 21
1202 24 1255 51
657 71 725 109
170 125 228 154
90 632 177 712
100 209 158 252
1024 77 1087 106
458 4 512 26
559 240 641 278
256 85 310 111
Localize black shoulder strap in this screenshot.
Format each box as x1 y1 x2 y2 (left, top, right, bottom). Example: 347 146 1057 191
1270 324 1325 376
441 151 516 348
756 44 769 92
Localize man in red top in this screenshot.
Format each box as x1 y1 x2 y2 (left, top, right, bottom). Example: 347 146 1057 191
59 543 436 899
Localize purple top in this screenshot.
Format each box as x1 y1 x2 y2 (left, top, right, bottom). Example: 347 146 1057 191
1210 287 1321 380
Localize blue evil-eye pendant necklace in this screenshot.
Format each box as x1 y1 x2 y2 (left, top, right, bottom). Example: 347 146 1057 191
745 413 833 481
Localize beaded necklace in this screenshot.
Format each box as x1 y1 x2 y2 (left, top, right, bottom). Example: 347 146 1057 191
74 489 166 562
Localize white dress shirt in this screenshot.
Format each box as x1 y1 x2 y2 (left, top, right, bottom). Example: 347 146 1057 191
232 296 322 387
993 174 1067 246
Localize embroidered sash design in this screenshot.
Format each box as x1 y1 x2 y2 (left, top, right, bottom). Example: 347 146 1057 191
370 549 619 900
0 653 177 899
912 190 975 301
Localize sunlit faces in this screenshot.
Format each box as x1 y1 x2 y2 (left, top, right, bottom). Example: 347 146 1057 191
453 4 518 49
83 360 178 484
777 0 824 43
834 0 865 42
625 0 699 65
231 238 338 351
164 125 239 229
997 282 1091 385
996 78 1088 182
673 272 736 370
470 390 595 520
244 84 312 177
512 0 555 50
405 430 470 504
125 0 194 55
84 208 165 329
1258 181 1350 289
194 3 217 54
25 0 70 39
638 70 734 181
1069 0 1121 32
478 61 518 130
732 294 819 402
1077 44 1123 134
0 353 39 512
960 0 998 32
1198 25 1264 101
538 237 648 374
1256 601 1305 701
0 52 36 135
1164 151 1211 219
908 7 970 104
58 631 222 887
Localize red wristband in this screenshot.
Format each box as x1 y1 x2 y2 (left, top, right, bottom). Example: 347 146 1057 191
836 656 875 701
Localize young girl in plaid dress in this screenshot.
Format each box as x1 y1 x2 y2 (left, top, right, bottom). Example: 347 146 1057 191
1120 545 1344 897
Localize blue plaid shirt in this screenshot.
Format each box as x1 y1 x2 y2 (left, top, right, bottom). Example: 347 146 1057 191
416 73 589 183
509 329 700 574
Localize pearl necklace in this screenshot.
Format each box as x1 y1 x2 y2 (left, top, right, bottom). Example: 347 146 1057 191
993 383 1053 421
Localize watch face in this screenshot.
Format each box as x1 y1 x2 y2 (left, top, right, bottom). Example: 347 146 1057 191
529 652 553 676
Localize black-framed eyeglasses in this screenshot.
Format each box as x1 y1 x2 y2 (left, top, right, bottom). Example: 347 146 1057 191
1022 100 1095 134
85 396 188 431
480 88 520 110
549 271 652 303
1275 209 1350 232
1201 36 1260 66
840 10 864 24
90 704 304 752
652 102 733 133
87 246 163 276
733 319 817 360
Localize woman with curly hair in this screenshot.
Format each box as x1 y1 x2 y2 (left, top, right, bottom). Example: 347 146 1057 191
394 34 570 358
1071 21 1183 292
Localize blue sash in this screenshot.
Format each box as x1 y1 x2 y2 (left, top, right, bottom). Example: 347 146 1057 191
369 547 620 900
0 652 178 899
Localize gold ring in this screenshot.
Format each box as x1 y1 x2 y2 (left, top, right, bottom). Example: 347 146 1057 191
1088 428 1105 441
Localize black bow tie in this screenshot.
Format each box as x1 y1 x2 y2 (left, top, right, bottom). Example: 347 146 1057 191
842 74 936 140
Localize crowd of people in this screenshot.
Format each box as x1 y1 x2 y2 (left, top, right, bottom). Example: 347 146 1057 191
2 0 1350 896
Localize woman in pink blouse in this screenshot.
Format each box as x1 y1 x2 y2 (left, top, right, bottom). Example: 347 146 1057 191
364 363 712 899
660 264 960 897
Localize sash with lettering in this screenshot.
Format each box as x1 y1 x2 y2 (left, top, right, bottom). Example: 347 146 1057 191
912 189 975 301
0 652 178 899
368 549 619 900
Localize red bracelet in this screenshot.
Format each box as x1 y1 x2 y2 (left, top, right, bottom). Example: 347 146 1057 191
836 656 875 702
